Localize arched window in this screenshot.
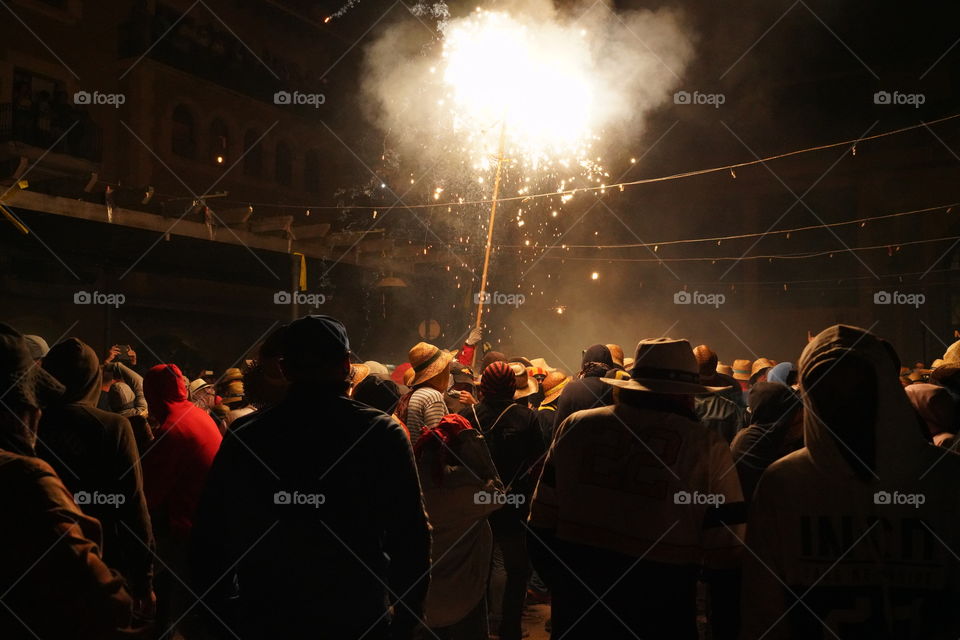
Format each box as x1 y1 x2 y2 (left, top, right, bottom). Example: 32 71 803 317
275 141 292 186
304 149 321 193
243 129 262 177
171 105 195 158
209 118 229 166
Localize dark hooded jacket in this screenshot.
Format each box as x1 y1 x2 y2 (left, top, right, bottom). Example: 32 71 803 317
37 338 154 598
190 384 430 640
742 325 960 639
551 344 614 430
141 364 222 541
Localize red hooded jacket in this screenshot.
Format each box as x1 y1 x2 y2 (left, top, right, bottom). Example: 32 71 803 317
142 364 222 540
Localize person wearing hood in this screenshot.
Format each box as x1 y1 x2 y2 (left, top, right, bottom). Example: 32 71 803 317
141 362 222 636
412 413 504 640
529 338 745 640
0 324 138 639
191 315 430 640
729 381 803 503
766 361 798 387
741 325 960 639
551 343 615 431
460 361 546 640
37 337 155 621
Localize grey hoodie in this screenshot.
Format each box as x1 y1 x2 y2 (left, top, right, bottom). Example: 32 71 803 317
741 325 960 639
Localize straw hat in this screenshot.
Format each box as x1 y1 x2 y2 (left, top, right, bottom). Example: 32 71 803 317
188 378 213 397
623 357 634 369
350 363 370 387
529 357 557 373
408 342 454 386
601 338 730 395
606 344 625 367
716 362 733 377
510 362 538 400
541 371 571 404
944 340 960 364
732 359 752 381
751 358 776 378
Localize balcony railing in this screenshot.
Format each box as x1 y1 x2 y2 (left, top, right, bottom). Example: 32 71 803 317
0 103 102 162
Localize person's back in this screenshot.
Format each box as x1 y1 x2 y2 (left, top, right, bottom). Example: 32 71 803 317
695 391 744 443
742 325 960 639
529 339 745 640
37 337 154 605
191 315 430 640
0 452 135 640
0 324 134 639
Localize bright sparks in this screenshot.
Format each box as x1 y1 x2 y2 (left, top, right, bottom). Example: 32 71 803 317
441 9 599 173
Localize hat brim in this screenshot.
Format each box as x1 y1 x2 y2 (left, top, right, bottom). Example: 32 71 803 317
514 378 539 400
600 377 730 395
411 350 454 386
541 378 571 404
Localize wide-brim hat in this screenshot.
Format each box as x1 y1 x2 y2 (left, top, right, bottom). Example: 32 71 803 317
510 362 538 400
732 359 752 381
409 342 453 386
601 338 731 395
529 358 557 373
189 378 213 396
944 340 960 365
716 362 733 377
541 371 571 404
751 357 776 378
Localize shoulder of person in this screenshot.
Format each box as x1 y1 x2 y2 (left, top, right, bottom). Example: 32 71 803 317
0 450 58 482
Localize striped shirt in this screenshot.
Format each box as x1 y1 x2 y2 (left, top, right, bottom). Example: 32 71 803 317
406 387 447 444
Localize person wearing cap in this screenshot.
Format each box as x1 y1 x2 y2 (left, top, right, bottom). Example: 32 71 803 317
537 370 571 441
0 323 138 638
191 315 430 640
459 361 545 640
550 344 615 432
395 342 454 444
37 337 156 622
23 333 49 361
529 338 745 640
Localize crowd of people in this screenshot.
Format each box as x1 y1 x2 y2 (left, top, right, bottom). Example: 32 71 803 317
2 316 960 640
